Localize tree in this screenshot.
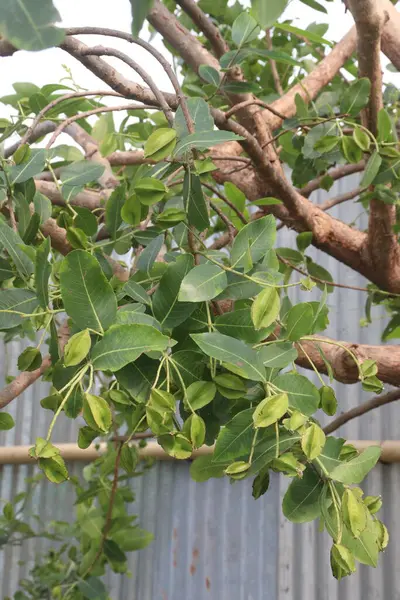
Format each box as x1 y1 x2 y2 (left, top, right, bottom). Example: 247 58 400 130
0 0 398 591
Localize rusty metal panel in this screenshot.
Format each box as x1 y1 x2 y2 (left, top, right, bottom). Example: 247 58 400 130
0 173 399 599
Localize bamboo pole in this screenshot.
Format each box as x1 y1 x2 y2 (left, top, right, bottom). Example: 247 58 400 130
0 440 400 465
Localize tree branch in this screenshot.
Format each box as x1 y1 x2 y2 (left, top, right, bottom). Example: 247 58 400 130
0 356 51 409
323 388 400 434
295 336 400 386
300 162 366 197
263 27 357 129
348 0 399 291
265 30 283 95
175 0 229 58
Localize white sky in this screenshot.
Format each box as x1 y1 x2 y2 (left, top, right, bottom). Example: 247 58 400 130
0 0 398 115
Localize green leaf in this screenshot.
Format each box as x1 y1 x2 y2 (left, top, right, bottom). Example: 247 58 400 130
92 324 170 371
123 279 151 306
231 215 276 271
0 412 15 430
17 346 42 371
38 455 68 483
144 128 177 160
183 171 209 232
299 0 327 12
250 0 287 28
135 177 167 206
342 488 367 538
330 446 381 484
251 287 280 330
0 219 34 278
275 22 330 46
341 136 363 164
213 373 246 399
9 150 46 184
78 578 107 600
64 329 91 367
377 108 393 143
330 544 356 580
158 433 193 459
179 264 227 302
232 12 260 46
175 97 214 136
191 332 266 382
120 445 138 473
35 237 51 309
282 467 324 523
60 161 105 199
0 289 39 330
33 191 52 223
59 250 117 333
250 428 301 474
170 350 206 387
111 527 154 551
83 393 112 433
175 130 244 156
129 0 154 37
121 193 141 226
0 0 65 50
137 234 164 276
320 386 337 416
253 393 288 428
105 185 125 240
301 423 326 459
259 342 298 368
213 408 254 463
0 258 13 281
116 356 158 403
198 64 221 86
190 455 226 482
340 78 371 116
286 303 314 340
188 413 206 447
215 308 271 344
186 381 216 410
353 126 371 152
361 151 382 187
152 254 196 328
272 374 320 415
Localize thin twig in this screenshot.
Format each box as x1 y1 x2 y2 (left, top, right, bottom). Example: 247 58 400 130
210 200 235 244
201 181 248 224
175 0 229 58
45 103 153 149
319 186 366 211
265 30 283 95
225 99 286 120
81 46 174 126
18 90 123 148
323 388 400 434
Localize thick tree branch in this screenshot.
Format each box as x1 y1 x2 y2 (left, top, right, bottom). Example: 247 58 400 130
296 336 400 386
263 27 357 129
0 356 51 409
323 388 400 434
35 180 106 211
348 0 399 291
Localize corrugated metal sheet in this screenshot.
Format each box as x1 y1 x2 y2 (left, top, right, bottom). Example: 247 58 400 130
1 173 400 599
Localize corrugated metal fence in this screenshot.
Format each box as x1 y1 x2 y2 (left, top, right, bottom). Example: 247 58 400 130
1 174 400 599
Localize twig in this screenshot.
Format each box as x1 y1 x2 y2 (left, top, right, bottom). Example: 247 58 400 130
17 90 123 148
319 186 366 211
81 46 174 126
323 388 400 434
201 181 248 224
83 442 123 576
265 30 283 95
225 99 286 121
210 200 235 244
45 103 152 149
0 356 52 409
277 254 374 293
300 162 366 197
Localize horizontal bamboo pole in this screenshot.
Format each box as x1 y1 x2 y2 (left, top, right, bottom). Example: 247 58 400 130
0 440 400 465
